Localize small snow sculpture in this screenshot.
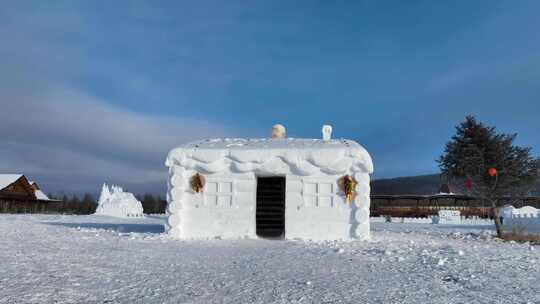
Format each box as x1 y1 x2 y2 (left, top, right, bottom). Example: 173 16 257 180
434 210 461 225
502 205 540 233
95 184 144 218
322 125 332 140
271 124 286 139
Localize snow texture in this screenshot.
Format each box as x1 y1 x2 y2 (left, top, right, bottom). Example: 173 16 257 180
95 184 144 218
165 138 373 240
165 138 374 175
0 214 538 304
34 189 49 200
434 210 462 225
502 205 540 233
0 174 23 190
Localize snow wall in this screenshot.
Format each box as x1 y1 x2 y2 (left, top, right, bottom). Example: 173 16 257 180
95 184 144 218
165 138 374 241
502 206 540 233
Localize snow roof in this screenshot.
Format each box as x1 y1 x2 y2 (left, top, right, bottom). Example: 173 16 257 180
166 138 373 176
0 174 24 190
35 190 50 201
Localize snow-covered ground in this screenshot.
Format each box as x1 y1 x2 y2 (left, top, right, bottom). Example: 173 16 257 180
0 215 538 304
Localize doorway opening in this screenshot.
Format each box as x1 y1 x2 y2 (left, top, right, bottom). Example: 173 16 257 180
256 176 286 238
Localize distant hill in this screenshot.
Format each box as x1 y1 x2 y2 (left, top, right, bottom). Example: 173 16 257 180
371 174 540 196
370 174 441 195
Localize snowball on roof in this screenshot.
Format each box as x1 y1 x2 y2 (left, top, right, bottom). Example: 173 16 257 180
166 138 374 176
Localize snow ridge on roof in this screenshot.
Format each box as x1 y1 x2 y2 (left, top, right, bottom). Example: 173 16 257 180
166 138 373 176
0 174 24 190
35 190 50 201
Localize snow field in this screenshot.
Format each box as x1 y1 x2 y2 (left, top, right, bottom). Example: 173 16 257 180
0 214 538 304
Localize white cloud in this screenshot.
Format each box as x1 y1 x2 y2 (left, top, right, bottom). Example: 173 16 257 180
0 4 237 195
0 88 232 194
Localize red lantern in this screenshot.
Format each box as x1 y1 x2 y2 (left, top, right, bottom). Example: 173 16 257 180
487 168 497 177
464 179 473 190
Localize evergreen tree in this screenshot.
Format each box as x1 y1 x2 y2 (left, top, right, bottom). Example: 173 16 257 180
439 116 539 236
61 194 69 213
70 195 81 214
142 193 156 214
156 195 166 213
82 193 97 214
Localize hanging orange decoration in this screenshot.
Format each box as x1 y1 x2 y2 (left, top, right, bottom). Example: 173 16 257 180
339 175 358 203
487 168 497 177
190 173 205 193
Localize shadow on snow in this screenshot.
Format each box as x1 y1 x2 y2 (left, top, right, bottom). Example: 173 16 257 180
45 222 165 233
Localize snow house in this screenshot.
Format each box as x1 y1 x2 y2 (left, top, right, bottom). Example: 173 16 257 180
165 125 374 240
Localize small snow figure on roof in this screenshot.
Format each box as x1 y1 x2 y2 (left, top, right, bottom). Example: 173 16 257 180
322 125 332 140
271 124 286 139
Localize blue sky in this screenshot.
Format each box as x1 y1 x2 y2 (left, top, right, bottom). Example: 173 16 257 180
1 1 539 195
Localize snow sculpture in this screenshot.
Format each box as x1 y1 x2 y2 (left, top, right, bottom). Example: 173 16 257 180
434 210 461 225
502 205 540 233
95 184 144 218
271 124 286 139
165 130 374 241
322 125 332 140
98 183 111 203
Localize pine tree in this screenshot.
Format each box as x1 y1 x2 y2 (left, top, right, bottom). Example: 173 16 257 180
439 116 539 237
82 193 97 214
70 195 81 214
61 194 69 214
142 193 156 214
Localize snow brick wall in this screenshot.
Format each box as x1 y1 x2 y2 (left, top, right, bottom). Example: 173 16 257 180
165 137 374 240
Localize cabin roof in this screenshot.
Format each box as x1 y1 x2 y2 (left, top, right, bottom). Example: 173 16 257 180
0 174 24 190
180 138 361 150
166 138 373 175
34 189 50 200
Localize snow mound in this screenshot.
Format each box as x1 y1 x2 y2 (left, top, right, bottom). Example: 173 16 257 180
95 184 144 218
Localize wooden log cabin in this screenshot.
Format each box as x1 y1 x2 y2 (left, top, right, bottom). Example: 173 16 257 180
0 174 52 213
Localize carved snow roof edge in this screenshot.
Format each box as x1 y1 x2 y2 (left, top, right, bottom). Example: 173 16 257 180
165 138 374 175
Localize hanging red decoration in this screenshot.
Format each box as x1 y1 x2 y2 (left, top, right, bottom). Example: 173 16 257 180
190 173 205 193
487 168 497 177
464 179 473 190
339 175 358 203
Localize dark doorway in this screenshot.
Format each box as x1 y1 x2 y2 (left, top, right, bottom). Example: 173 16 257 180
256 176 286 238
